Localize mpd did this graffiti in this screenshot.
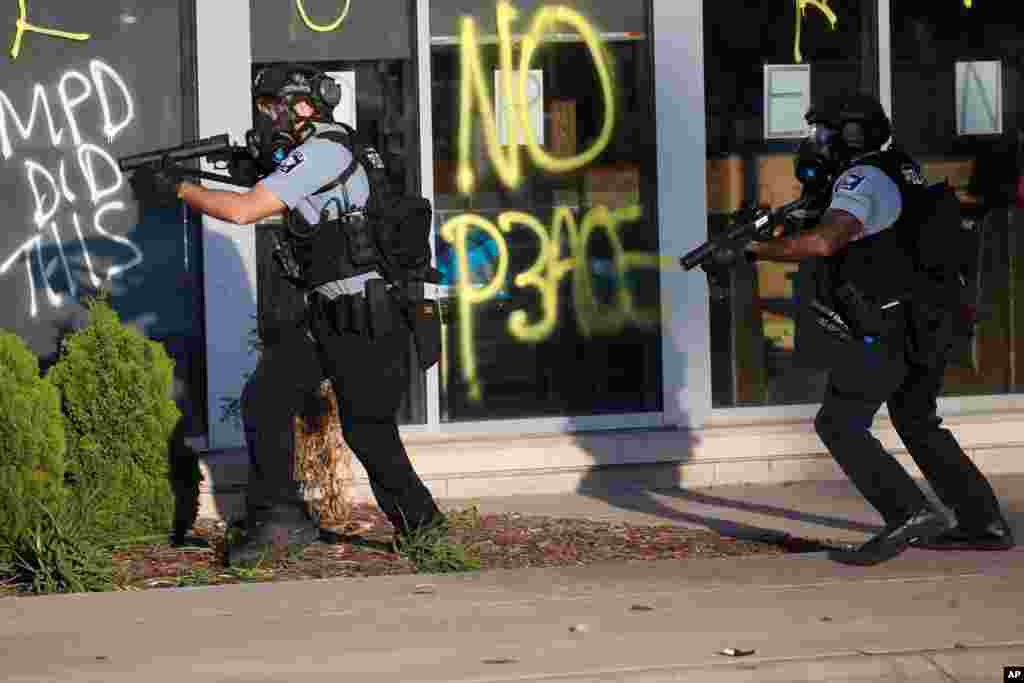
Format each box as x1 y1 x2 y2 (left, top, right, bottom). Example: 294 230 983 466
0 59 140 318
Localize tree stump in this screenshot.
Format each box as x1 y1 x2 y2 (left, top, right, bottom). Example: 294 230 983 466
293 379 354 531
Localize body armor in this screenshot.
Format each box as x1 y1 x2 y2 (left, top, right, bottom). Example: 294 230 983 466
818 148 930 315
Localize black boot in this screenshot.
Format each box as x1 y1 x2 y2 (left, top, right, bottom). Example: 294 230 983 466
912 515 1015 551
830 506 951 566
227 505 320 567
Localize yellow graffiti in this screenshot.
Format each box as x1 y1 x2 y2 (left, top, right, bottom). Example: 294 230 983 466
9 0 90 60
441 206 676 400
457 1 616 194
295 0 351 32
504 208 575 342
517 6 616 175
794 0 971 63
441 213 512 402
457 2 520 194
793 0 838 64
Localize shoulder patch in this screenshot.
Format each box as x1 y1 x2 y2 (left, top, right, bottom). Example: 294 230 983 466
836 172 866 192
278 150 305 175
900 163 927 186
362 146 386 171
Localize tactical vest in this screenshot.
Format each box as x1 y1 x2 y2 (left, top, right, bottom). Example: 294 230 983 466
283 125 383 290
279 124 434 294
818 148 932 309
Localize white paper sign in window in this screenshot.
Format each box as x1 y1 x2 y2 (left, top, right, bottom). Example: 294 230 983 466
495 70 544 146
763 64 811 140
955 60 1002 136
325 71 357 129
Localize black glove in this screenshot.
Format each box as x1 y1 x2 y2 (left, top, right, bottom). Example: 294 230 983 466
129 161 185 207
228 152 262 187
705 238 753 269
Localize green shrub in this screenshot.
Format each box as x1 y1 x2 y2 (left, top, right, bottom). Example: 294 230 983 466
47 298 182 541
0 331 66 564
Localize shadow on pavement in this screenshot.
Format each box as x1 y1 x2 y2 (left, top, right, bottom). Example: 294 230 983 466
656 487 881 534
577 475 871 550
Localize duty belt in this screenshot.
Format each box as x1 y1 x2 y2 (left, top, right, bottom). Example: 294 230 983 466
315 274 456 302
314 272 384 300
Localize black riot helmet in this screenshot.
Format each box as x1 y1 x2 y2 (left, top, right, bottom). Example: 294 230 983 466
805 94 892 159
796 93 892 188
253 64 342 118
834 93 892 154
247 64 342 172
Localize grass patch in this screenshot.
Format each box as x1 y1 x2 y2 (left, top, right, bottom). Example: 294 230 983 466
174 566 214 588
393 508 482 575
3 494 114 594
227 566 274 582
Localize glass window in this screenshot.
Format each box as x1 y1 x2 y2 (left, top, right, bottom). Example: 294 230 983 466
429 0 663 422
0 1 206 435
891 3 1024 397
702 0 878 407
250 0 426 423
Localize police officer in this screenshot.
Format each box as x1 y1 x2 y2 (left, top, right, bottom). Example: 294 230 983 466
130 65 445 565
747 93 1013 564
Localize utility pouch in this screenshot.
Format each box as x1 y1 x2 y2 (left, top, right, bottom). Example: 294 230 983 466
269 229 305 287
322 293 367 337
366 278 396 338
343 212 377 267
349 294 370 336
409 299 442 371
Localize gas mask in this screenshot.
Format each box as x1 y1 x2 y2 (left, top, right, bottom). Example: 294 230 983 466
794 124 842 195
246 98 296 173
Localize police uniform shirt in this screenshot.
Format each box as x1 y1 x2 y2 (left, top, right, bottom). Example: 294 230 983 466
259 122 371 223
828 162 903 241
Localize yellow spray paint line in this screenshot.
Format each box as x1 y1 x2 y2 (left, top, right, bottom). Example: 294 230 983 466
439 205 670 401
456 1 616 194
431 31 645 46
10 0 91 60
793 0 837 64
295 0 351 33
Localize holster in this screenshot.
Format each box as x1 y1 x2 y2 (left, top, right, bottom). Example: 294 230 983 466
834 282 887 339
408 299 442 371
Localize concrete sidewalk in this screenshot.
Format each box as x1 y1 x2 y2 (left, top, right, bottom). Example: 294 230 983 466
2 476 1023 682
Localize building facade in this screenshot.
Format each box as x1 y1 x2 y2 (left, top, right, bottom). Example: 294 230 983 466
2 1 1021 508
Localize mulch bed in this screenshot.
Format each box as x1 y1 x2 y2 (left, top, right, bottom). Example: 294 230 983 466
0 504 836 596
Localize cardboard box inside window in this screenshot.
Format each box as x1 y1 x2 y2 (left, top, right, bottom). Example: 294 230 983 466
585 162 641 210
550 99 577 159
706 156 746 214
757 262 797 300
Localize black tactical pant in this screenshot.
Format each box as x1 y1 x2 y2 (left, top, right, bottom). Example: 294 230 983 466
813 305 1005 529
240 294 441 536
